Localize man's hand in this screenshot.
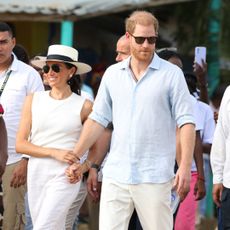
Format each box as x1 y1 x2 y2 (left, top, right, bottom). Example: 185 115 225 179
194 179 206 201
65 162 82 183
51 149 79 165
10 158 28 188
212 183 223 207
193 60 207 85
0 163 6 179
173 167 191 201
87 168 101 202
0 152 7 177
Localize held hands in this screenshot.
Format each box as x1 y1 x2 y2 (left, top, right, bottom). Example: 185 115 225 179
65 162 82 184
65 159 91 184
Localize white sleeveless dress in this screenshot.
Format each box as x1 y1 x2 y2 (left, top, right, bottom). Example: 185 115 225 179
27 91 85 230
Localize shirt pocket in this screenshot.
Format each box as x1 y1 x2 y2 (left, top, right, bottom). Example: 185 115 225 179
4 85 27 112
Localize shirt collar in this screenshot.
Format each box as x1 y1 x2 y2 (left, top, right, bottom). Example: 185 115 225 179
8 53 18 72
149 53 161 70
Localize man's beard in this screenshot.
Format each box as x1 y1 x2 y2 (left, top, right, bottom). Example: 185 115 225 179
131 46 154 62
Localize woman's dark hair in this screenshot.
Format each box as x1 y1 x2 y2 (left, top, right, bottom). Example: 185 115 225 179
184 72 197 94
65 63 82 95
157 50 182 62
13 44 30 64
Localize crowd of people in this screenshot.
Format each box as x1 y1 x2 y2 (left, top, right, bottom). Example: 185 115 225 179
0 9 229 230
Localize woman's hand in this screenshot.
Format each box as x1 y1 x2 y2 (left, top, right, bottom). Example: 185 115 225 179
51 149 78 164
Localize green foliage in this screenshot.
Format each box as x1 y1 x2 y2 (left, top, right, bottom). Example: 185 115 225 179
221 0 230 56
173 0 211 53
172 0 230 57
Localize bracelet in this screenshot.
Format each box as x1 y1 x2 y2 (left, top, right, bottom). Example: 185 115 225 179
91 163 100 171
198 176 205 182
85 159 92 169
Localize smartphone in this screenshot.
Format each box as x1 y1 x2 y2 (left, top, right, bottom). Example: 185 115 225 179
195 46 206 65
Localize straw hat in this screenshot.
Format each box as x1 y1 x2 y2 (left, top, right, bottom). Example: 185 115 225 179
31 44 92 75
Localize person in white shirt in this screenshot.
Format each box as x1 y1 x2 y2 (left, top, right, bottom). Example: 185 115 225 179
0 22 44 229
210 86 230 229
66 11 195 230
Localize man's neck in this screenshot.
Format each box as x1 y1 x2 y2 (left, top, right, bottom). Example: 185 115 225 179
130 57 151 81
0 55 13 73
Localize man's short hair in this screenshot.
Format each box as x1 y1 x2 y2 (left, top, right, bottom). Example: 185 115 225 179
125 10 159 36
0 22 14 38
157 49 181 62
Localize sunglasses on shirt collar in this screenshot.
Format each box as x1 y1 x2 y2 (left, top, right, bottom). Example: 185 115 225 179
43 64 60 74
129 33 157 45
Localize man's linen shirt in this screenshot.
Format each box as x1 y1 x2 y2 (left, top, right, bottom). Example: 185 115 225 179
90 54 194 184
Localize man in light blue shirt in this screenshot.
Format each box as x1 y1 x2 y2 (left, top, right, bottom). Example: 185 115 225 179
68 10 195 230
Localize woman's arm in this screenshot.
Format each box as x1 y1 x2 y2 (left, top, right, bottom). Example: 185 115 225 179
80 99 93 124
16 94 78 164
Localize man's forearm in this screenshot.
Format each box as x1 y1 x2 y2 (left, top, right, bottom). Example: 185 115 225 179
179 123 195 169
73 118 105 158
87 128 112 165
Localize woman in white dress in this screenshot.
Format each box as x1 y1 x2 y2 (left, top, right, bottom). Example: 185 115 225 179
16 44 92 230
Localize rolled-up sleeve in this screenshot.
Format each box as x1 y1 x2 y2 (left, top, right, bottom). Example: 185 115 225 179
170 68 195 128
89 70 112 128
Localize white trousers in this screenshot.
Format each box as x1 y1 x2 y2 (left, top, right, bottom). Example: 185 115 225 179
65 179 87 230
99 178 173 230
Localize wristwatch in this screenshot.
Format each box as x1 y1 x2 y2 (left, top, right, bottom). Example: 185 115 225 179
91 163 100 171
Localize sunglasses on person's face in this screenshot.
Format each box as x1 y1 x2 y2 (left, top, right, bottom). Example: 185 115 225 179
130 33 157 45
43 64 61 74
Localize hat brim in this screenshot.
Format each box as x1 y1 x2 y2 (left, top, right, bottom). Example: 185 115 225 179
31 56 92 75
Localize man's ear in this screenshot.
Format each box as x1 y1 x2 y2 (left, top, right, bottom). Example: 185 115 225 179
12 37 16 47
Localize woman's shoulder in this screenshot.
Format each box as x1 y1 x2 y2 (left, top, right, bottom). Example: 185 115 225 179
32 90 49 103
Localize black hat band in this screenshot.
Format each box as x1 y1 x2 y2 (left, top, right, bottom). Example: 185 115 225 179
47 54 74 62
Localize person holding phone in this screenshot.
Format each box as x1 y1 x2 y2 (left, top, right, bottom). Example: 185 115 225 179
193 46 209 104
